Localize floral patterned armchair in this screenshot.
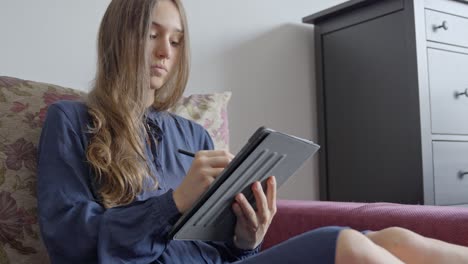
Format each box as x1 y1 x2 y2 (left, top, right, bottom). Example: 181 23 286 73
0 76 231 263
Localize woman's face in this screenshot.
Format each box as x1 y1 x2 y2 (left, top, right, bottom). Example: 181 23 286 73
148 0 183 91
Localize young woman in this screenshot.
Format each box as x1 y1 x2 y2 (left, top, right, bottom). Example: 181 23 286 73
37 0 468 263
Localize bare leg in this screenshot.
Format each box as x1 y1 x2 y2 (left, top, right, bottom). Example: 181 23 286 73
335 229 404 264
367 227 468 264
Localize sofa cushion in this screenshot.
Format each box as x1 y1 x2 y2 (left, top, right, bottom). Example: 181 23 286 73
263 200 468 250
0 76 230 263
168 92 231 150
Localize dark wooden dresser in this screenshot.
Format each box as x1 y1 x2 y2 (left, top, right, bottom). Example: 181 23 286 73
303 0 468 205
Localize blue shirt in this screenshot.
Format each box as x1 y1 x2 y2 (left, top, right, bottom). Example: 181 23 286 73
37 100 258 264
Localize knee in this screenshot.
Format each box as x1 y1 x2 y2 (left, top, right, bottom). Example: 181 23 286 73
369 227 425 252
336 229 378 264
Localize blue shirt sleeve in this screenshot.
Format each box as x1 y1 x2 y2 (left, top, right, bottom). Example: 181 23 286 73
37 104 181 264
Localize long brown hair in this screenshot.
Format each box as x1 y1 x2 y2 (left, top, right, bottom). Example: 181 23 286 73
86 0 190 208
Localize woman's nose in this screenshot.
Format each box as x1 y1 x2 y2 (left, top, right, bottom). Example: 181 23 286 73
155 41 171 60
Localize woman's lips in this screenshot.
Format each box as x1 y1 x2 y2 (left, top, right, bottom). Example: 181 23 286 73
152 65 167 71
151 65 167 77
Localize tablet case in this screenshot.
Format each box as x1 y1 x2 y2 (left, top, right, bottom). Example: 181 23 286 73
169 127 320 241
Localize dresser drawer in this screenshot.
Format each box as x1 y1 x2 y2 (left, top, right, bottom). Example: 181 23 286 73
433 141 468 205
428 48 468 135
426 9 468 48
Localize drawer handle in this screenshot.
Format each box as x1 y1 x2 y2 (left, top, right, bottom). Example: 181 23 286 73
455 89 468 98
458 171 468 179
433 21 448 31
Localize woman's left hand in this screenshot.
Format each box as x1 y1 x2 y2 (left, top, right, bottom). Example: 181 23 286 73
231 176 277 250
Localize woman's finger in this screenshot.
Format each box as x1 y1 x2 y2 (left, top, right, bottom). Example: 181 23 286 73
266 176 277 213
252 181 269 222
235 193 258 229
196 150 234 159
205 156 232 168
203 167 225 179
233 201 250 230
232 202 245 221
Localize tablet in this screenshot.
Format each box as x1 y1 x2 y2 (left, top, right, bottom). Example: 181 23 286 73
168 126 320 241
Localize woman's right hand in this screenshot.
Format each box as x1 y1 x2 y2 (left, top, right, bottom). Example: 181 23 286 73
173 150 234 213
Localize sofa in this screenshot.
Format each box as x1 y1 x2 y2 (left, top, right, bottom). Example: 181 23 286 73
1 76 468 263
263 200 468 251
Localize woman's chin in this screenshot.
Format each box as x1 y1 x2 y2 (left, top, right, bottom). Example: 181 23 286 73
150 75 166 89
150 80 163 90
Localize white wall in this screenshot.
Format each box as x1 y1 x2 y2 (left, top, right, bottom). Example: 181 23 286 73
184 0 347 200
0 0 347 200
0 0 111 90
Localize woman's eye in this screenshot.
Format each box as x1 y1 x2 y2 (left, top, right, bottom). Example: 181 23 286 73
171 41 180 47
149 34 158 40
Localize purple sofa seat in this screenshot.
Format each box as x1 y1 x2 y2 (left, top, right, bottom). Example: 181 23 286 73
262 200 468 250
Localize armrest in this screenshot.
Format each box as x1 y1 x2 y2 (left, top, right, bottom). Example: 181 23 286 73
262 200 468 250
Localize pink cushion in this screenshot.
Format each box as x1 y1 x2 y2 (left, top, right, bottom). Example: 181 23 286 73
263 200 468 250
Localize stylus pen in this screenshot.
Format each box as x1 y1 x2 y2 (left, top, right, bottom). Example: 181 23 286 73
177 149 195 157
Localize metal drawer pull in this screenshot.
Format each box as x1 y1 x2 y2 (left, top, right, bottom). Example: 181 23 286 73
458 171 468 179
455 88 468 98
433 21 448 31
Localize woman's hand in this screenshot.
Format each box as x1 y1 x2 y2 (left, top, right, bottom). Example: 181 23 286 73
232 176 277 250
173 150 234 213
